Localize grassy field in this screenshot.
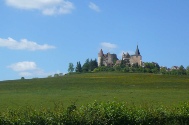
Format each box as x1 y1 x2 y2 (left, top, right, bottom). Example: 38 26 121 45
0 73 189 110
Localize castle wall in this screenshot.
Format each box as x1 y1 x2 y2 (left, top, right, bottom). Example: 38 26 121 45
98 45 142 67
130 55 142 66
98 53 118 66
98 57 102 66
108 53 117 65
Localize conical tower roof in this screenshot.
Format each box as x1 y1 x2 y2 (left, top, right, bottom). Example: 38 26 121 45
135 45 140 56
98 49 103 57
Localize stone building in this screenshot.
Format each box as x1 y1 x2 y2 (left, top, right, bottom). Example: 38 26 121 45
122 45 142 66
98 49 118 66
98 45 142 67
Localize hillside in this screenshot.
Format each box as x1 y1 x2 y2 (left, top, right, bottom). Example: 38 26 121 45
0 73 189 110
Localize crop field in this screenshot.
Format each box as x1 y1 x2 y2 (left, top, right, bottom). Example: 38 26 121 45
0 73 189 110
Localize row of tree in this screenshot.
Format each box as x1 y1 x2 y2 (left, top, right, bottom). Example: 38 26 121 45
68 59 189 75
68 59 98 73
93 62 161 74
160 65 189 75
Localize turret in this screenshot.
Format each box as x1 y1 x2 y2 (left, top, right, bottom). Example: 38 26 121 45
98 49 104 66
135 45 140 56
98 49 103 57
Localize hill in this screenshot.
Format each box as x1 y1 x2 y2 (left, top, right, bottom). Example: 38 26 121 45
0 73 189 110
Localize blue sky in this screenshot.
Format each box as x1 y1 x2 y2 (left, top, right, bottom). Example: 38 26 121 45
0 0 189 81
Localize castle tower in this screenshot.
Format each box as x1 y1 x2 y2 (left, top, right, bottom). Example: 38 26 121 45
135 45 140 56
135 45 142 65
98 49 103 66
130 45 142 66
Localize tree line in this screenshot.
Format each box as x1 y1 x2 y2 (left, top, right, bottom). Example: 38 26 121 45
68 59 98 73
93 62 161 74
68 59 189 75
160 65 189 75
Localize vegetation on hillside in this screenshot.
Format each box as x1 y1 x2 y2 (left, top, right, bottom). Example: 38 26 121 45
1 72 189 124
0 101 189 125
1 73 189 110
68 59 189 75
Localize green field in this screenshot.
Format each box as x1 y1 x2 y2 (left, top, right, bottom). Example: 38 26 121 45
0 73 189 110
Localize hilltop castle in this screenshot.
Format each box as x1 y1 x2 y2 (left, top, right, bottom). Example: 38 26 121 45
98 45 142 67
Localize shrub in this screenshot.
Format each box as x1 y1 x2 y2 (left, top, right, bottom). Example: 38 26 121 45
0 101 189 125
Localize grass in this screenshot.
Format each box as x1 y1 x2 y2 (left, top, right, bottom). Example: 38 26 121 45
0 73 189 110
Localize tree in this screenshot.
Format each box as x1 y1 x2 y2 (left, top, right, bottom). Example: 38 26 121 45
123 66 130 72
186 66 189 75
75 61 82 73
59 73 63 76
89 59 98 71
143 62 160 73
68 63 74 73
94 59 98 68
178 65 186 75
114 65 122 72
120 59 126 68
54 74 59 77
160 67 167 74
82 59 90 72
47 75 52 78
21 77 25 80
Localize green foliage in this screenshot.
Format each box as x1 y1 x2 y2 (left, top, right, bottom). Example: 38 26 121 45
94 62 161 74
82 59 90 72
68 63 74 73
75 61 82 73
54 73 59 77
179 65 186 75
89 59 98 71
161 65 187 75
186 66 189 75
160 67 167 74
82 58 98 72
0 101 189 124
93 66 115 72
143 62 160 73
94 62 189 77
21 77 25 80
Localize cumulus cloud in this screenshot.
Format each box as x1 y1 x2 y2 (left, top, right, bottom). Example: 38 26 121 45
0 37 55 51
5 0 74 15
8 61 54 77
8 61 37 71
100 42 117 51
89 2 100 12
19 72 33 77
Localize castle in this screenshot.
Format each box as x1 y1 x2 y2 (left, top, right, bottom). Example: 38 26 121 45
98 45 142 67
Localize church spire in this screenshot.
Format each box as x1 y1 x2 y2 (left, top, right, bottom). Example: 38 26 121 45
135 45 140 56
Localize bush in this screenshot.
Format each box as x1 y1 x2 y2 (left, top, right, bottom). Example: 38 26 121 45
0 101 189 125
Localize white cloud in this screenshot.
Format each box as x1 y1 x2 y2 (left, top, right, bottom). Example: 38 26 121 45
18 69 54 77
19 72 33 77
8 61 37 71
0 37 55 51
5 0 74 15
8 61 55 77
100 42 117 50
89 2 100 12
